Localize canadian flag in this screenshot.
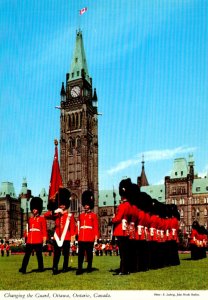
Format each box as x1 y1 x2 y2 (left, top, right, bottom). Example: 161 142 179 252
79 7 88 15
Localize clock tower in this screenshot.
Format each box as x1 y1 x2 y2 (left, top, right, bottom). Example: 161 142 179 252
59 30 98 214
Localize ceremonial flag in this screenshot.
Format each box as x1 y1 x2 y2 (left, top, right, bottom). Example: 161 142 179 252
48 139 63 201
79 7 88 15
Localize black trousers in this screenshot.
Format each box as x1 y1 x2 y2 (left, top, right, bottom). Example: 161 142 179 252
78 241 94 271
117 236 130 274
53 240 70 270
21 243 44 271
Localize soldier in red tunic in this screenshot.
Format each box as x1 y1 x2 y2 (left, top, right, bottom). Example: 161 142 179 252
6 241 10 256
19 197 47 274
0 240 5 257
112 178 132 275
44 188 76 274
76 190 99 275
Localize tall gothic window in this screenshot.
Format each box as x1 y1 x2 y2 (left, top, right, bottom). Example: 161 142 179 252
76 136 81 154
68 115 71 131
71 114 75 130
69 138 74 155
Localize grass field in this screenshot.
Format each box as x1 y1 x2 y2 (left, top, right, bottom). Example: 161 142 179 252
0 253 208 291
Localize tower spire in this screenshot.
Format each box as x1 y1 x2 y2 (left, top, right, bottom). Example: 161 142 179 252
68 30 91 84
137 155 149 187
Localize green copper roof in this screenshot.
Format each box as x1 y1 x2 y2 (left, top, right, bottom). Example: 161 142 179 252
141 184 165 203
0 182 16 198
192 177 208 194
99 189 119 207
68 30 91 84
170 158 189 179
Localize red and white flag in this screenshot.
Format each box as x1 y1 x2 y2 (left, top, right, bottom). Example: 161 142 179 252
79 7 88 15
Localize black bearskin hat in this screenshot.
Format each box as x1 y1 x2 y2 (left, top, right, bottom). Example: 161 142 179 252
119 178 132 198
150 199 159 215
30 197 43 214
82 190 94 209
192 220 199 230
55 187 71 209
129 183 140 205
169 204 180 220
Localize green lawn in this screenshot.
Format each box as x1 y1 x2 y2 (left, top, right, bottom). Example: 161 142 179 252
0 253 208 290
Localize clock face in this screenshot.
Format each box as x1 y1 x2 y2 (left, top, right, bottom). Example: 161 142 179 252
71 86 81 97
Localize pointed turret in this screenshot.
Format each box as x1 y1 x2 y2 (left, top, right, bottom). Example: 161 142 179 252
60 82 66 102
137 156 149 188
68 30 91 84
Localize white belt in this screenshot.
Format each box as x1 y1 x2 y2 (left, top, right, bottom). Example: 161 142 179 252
150 227 156 236
172 228 176 235
29 228 40 232
80 226 93 229
137 225 144 235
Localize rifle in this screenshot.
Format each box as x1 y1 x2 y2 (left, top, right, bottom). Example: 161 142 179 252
110 189 117 242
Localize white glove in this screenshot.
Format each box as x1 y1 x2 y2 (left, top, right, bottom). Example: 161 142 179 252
54 208 63 214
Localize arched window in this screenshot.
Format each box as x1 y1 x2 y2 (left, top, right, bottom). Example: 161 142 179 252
192 208 195 217
70 193 78 212
180 209 184 218
204 208 207 216
101 219 108 237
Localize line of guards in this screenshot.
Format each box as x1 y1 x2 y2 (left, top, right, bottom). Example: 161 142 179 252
110 178 207 275
17 178 207 275
110 179 180 275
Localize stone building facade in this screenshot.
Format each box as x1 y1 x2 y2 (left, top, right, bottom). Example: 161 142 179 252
0 182 22 239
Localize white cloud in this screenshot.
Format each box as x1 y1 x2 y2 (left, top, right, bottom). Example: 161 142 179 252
107 146 196 175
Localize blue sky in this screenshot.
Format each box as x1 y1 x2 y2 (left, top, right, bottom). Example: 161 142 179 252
0 0 207 197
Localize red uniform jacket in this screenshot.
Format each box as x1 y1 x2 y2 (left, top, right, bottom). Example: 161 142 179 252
137 209 149 241
189 228 198 245
44 211 76 242
169 217 179 241
149 214 160 241
112 200 131 237
129 204 139 240
77 211 99 242
26 215 47 244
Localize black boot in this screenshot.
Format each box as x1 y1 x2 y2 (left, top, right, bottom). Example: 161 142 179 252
19 268 26 274
52 267 59 275
76 269 83 275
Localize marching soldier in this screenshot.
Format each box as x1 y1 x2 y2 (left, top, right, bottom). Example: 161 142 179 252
6 241 10 256
44 187 76 274
76 190 99 275
19 197 47 274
